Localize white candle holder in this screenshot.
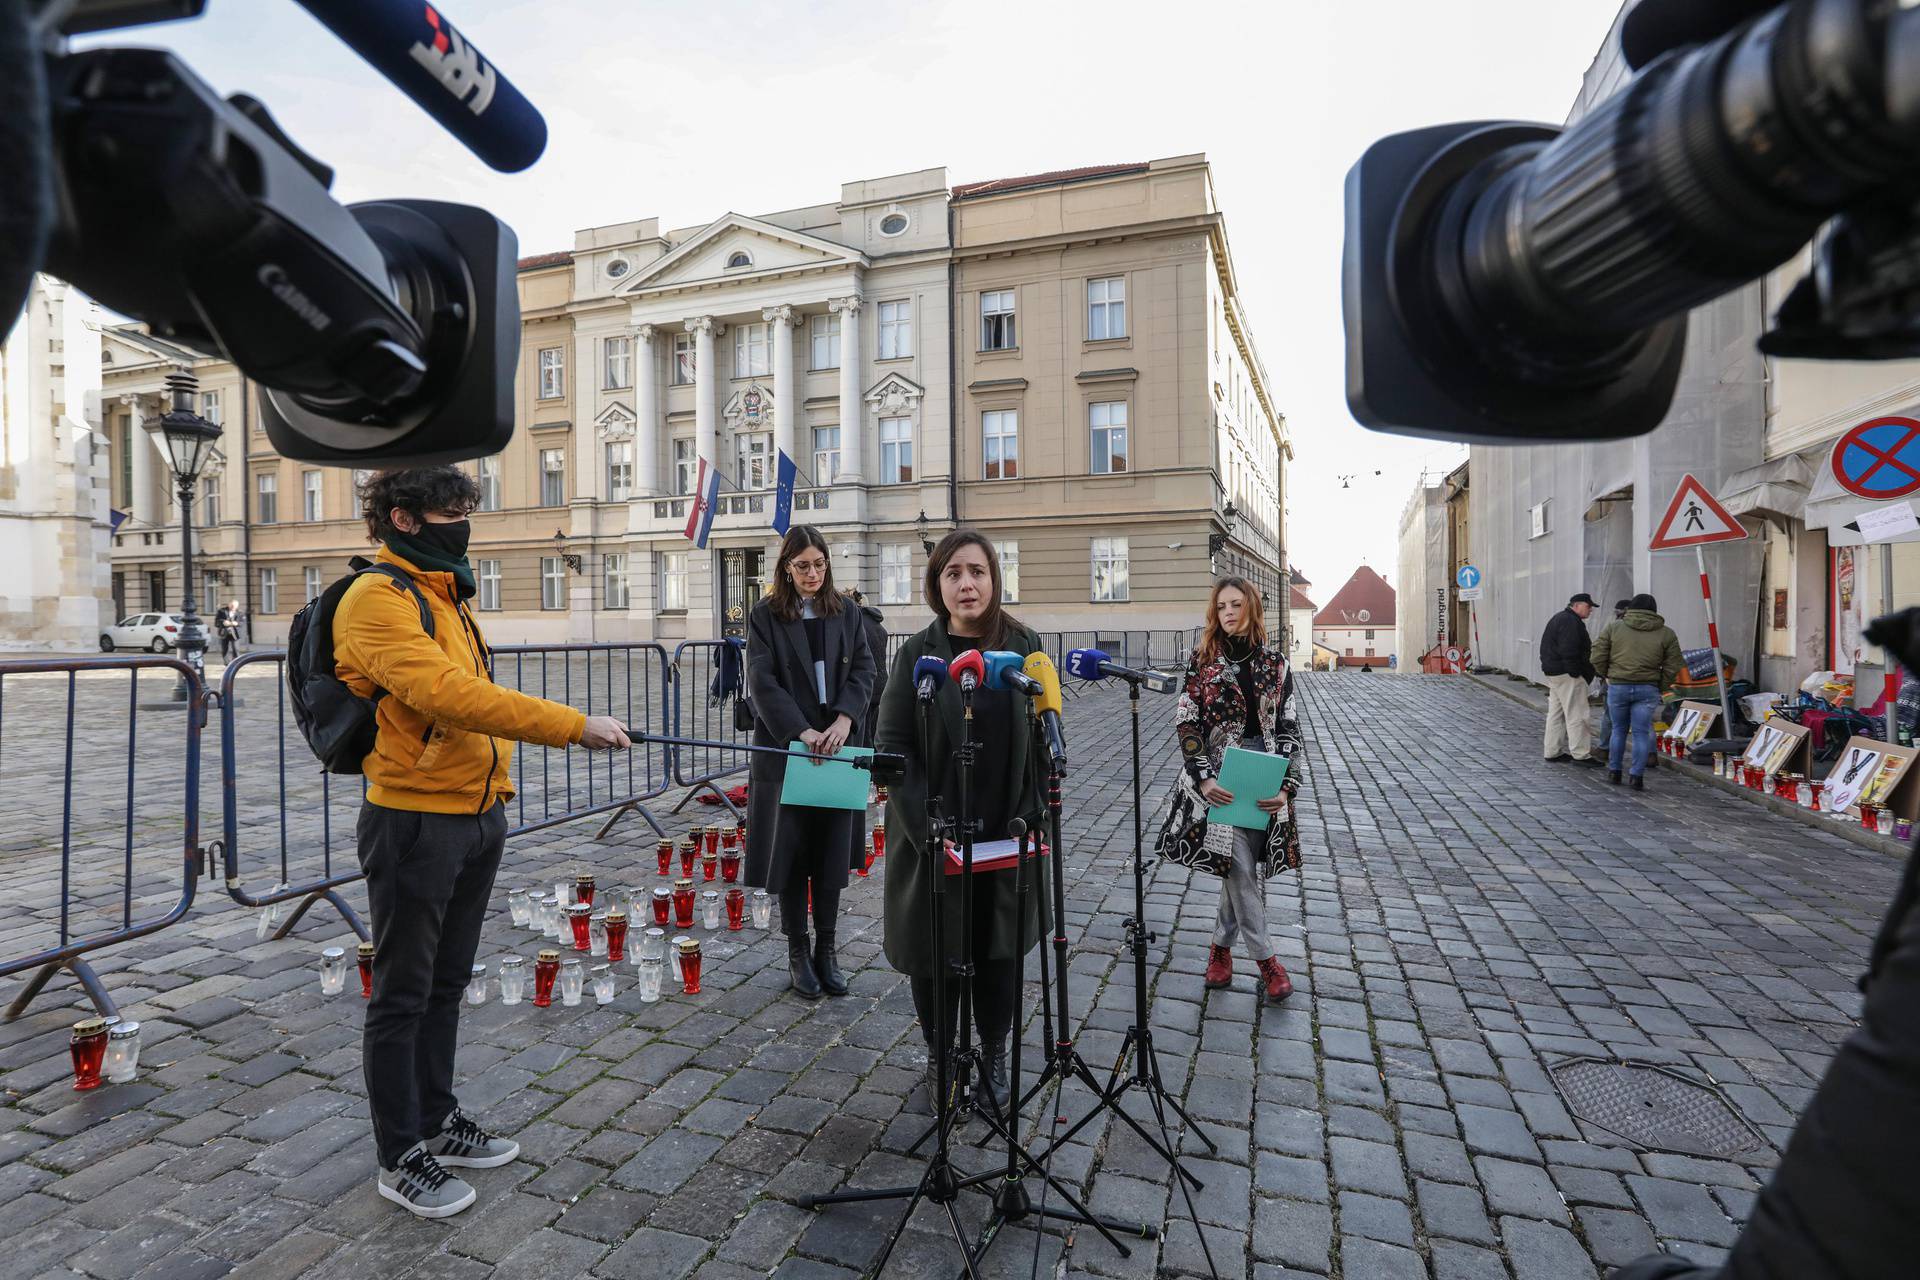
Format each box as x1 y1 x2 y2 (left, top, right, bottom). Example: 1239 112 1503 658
465 963 488 1005
499 956 527 1004
559 958 584 1007
318 946 348 996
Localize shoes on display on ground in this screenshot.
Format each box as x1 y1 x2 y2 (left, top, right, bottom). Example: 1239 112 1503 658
1204 944 1233 989
424 1110 519 1169
377 1145 476 1219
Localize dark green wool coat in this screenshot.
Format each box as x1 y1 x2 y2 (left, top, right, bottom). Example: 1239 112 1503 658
877 620 1050 977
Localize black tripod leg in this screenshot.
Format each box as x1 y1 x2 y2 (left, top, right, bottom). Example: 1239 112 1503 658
1142 1037 1220 1155
1136 1056 1221 1280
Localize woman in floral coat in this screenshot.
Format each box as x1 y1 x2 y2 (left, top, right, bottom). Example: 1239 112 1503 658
1155 577 1303 1001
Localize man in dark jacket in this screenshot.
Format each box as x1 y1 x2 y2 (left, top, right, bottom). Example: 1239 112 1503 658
1541 593 1600 764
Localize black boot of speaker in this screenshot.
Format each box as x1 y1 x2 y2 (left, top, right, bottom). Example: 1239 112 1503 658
787 933 822 999
981 1037 1011 1114
813 930 848 996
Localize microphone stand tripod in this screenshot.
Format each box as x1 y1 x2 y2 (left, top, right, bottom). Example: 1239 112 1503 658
801 681 1134 1278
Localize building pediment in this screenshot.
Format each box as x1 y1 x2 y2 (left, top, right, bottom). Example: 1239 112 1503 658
723 384 776 431
863 372 925 416
596 401 636 441
615 212 867 296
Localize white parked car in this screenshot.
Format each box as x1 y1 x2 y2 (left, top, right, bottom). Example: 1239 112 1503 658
100 613 185 653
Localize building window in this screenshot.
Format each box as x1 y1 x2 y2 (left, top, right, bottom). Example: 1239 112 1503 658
1364 629 1375 641
256 473 277 524
259 567 277 614
200 475 221 527
539 448 566 507
880 545 912 605
673 333 696 385
879 417 914 484
736 432 771 490
304 566 323 603
733 322 769 378
477 455 501 511
726 250 753 269
606 441 633 501
200 390 222 425
604 335 631 389
1092 537 1130 602
1090 401 1129 474
538 347 565 399
1088 276 1127 340
812 426 841 485
477 559 501 611
659 551 687 612
604 552 629 610
980 290 1016 350
672 438 696 495
540 557 567 610
879 211 910 236
810 314 840 370
302 469 323 522
202 573 222 612
1001 540 1021 603
877 300 912 359
983 410 1018 480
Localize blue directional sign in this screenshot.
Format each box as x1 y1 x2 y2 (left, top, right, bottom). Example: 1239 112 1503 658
1456 564 1481 590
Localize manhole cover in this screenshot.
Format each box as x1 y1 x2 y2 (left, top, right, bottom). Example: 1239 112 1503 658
1549 1057 1765 1159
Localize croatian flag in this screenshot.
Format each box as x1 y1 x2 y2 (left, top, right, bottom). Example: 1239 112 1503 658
771 450 799 536
683 458 720 549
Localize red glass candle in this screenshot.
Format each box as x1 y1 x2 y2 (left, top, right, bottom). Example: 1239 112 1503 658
656 839 674 876
677 938 703 994
357 941 375 998
1809 780 1825 811
873 824 886 861
533 949 560 1007
701 852 717 882
673 878 696 930
605 909 628 963
704 825 720 858
726 887 745 931
567 902 592 951
680 839 698 879
876 786 889 808
721 825 739 852
720 852 741 884
70 1017 108 1091
575 873 596 908
651 886 672 927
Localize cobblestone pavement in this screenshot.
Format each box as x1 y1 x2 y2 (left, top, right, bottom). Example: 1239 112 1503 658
0 669 1903 1279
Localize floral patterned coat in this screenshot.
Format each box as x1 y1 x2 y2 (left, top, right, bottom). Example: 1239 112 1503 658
1154 643 1304 879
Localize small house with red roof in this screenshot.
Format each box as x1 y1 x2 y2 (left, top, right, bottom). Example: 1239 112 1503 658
1312 566 1396 668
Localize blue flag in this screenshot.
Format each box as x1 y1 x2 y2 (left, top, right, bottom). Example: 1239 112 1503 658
771 450 798 536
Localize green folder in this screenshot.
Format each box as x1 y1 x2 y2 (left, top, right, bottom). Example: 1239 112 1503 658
1212 747 1291 831
779 742 874 810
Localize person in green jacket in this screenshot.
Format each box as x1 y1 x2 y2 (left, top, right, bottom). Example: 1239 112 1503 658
876 529 1047 1114
1590 592 1685 790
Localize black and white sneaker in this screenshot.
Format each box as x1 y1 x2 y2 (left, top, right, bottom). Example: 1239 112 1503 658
424 1109 520 1169
377 1144 476 1218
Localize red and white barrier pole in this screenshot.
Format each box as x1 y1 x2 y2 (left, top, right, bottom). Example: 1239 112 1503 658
1696 545 1734 735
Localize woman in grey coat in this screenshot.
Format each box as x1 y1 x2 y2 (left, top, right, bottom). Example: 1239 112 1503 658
745 526 875 999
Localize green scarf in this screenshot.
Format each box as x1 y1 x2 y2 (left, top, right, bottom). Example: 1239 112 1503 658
386 532 475 599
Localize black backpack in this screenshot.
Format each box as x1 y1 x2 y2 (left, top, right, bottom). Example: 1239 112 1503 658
287 557 434 774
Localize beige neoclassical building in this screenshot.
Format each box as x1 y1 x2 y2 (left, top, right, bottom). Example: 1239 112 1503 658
97 155 1289 652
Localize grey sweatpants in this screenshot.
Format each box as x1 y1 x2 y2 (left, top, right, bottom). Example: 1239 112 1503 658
1211 734 1276 962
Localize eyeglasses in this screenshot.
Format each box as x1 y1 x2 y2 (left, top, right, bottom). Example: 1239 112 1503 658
790 558 828 575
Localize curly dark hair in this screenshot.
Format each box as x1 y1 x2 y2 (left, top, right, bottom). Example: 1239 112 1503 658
359 466 482 543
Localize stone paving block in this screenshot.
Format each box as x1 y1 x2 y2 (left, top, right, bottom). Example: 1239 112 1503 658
1338 1188 1416 1247
1418 1177 1498 1245
1251 1197 1330 1272
1477 1156 1571 1225
1501 1216 1599 1280
1430 1238 1513 1280
1627 1175 1739 1246
1578 1205 1661 1268
1457 1101 1544 1163
1328 1136 1407 1199
1340 1236 1426 1280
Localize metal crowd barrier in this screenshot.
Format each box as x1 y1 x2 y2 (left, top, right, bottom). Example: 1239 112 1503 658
0 657 205 1021
671 639 751 819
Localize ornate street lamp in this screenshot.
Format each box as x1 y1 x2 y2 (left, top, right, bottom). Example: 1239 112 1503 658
551 530 583 575
145 371 221 695
1208 500 1239 559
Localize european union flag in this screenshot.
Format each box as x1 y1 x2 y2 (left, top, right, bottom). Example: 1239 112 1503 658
771 450 798 536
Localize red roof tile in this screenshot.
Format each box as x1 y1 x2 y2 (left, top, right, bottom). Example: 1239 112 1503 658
517 251 572 270
1312 566 1396 629
1288 587 1317 612
951 163 1148 201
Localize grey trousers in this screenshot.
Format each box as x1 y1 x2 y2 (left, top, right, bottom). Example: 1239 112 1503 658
1211 734 1276 962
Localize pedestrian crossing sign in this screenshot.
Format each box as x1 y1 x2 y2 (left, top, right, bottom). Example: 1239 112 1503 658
1650 474 1747 550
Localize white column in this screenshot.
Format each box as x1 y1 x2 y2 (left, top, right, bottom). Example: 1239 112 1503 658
688 316 720 469
764 305 797 469
633 325 659 495
830 295 864 484
127 395 156 524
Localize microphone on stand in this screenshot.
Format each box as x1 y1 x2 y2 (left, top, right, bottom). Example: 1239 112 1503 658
983 650 1043 695
948 649 987 696
1024 652 1068 771
1064 648 1175 695
914 655 949 702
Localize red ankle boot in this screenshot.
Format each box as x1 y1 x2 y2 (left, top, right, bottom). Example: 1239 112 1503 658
1258 956 1293 1003
1204 945 1233 989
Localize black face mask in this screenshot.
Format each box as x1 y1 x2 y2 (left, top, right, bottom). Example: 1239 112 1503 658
409 517 472 561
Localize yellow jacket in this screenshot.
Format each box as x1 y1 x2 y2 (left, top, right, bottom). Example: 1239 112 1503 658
333 545 585 813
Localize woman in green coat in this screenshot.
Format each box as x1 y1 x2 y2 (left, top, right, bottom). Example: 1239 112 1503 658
877 529 1047 1112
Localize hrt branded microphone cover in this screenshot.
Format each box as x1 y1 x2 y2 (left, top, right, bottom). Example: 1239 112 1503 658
912 655 948 700
983 651 1041 695
948 649 987 692
1064 648 1175 694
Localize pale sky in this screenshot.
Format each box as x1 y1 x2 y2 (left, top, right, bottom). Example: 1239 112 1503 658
87 0 1624 603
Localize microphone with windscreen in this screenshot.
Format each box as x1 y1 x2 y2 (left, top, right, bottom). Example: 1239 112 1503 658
983 651 1043 695
1024 652 1068 771
948 649 987 695
1063 648 1175 695
913 655 948 702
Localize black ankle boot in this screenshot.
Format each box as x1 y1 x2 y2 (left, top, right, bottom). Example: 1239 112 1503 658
813 931 848 996
981 1038 1011 1114
787 933 821 999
